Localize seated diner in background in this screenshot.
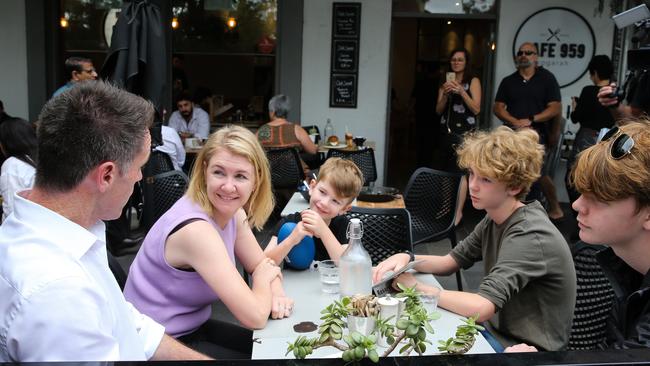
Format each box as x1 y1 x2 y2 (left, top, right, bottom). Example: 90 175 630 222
0 81 208 361
124 125 293 359
256 94 317 173
0 118 37 221
373 126 576 352
168 92 210 140
264 157 364 266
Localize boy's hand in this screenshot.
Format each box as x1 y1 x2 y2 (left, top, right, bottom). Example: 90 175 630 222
289 221 311 245
300 209 329 238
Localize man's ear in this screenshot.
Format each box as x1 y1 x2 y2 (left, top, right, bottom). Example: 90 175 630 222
96 161 117 193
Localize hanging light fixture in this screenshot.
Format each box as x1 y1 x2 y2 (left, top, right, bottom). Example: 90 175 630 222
171 17 179 29
60 16 69 28
227 17 237 29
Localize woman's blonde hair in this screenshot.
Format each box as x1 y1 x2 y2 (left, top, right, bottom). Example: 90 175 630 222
186 125 274 230
571 118 650 211
457 126 544 200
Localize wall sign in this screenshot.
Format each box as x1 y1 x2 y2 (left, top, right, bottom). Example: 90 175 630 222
513 7 595 88
330 3 361 108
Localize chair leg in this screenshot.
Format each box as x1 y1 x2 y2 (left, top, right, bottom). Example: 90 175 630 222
449 230 463 291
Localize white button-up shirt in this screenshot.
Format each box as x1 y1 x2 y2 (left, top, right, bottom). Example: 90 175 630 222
0 191 165 361
168 106 210 139
0 157 35 221
155 126 186 171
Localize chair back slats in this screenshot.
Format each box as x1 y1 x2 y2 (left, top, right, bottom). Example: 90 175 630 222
346 207 413 266
568 243 615 350
265 147 304 190
403 168 463 245
326 148 377 186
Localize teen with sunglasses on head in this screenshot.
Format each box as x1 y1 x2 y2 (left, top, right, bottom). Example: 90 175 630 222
571 119 650 348
504 119 650 353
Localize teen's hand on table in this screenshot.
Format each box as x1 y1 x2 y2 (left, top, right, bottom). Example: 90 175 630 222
271 295 294 319
504 343 538 353
253 258 282 284
372 253 410 284
393 272 418 290
300 209 328 238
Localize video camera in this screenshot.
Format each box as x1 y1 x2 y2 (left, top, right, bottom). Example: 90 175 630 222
609 4 650 103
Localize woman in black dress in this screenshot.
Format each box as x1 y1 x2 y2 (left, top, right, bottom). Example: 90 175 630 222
435 48 481 225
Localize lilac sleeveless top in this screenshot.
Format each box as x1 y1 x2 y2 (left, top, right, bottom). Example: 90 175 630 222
124 195 237 337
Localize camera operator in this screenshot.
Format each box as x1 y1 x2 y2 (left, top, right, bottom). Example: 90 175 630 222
597 71 649 118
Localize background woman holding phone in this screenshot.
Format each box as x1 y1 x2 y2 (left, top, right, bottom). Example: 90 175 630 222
435 48 482 225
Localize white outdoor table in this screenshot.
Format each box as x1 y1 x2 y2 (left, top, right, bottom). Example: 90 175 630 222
280 192 309 217
252 269 495 359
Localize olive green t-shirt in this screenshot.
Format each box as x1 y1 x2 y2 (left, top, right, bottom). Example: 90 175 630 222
450 201 576 351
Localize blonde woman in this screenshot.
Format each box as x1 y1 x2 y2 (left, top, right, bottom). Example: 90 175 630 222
125 125 293 359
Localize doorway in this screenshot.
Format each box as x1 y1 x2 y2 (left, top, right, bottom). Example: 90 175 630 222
386 17 496 189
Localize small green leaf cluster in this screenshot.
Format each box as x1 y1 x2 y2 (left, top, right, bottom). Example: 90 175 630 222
374 315 396 345
437 315 485 354
286 335 318 359
395 305 438 355
395 283 422 311
342 331 379 363
318 298 350 343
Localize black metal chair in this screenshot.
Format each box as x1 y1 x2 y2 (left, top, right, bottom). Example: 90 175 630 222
346 207 413 266
568 242 615 350
141 170 189 228
148 150 175 176
403 167 463 290
326 148 377 186
265 147 305 223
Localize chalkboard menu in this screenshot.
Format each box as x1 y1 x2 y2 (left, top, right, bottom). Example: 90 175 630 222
330 3 361 108
330 74 357 107
333 3 361 38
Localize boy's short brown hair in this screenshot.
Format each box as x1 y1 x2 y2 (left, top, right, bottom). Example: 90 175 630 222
317 157 364 203
571 118 650 211
457 126 544 200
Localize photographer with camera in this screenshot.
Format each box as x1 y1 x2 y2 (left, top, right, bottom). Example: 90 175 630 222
598 5 650 119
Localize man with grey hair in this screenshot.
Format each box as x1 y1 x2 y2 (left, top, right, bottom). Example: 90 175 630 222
0 81 209 361
493 42 564 221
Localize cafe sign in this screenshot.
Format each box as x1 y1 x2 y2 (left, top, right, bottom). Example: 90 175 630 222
513 7 595 88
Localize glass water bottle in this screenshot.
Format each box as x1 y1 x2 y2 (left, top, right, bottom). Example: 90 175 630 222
339 218 373 297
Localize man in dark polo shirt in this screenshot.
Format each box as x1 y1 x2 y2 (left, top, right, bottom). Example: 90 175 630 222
494 42 564 220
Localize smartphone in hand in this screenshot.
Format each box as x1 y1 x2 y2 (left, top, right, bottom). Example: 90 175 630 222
446 72 456 82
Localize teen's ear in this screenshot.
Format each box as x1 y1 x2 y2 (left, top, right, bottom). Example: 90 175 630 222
642 207 650 232
507 186 523 197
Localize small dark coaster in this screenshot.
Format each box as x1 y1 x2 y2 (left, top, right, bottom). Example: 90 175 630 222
293 321 318 333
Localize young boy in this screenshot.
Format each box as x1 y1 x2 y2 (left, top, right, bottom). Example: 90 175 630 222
373 126 576 351
265 157 364 264
571 119 650 348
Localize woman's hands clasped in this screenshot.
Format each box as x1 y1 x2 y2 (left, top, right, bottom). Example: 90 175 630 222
253 258 282 284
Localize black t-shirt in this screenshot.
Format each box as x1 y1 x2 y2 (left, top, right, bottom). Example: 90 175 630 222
630 70 650 114
495 67 561 137
276 212 349 261
570 85 615 131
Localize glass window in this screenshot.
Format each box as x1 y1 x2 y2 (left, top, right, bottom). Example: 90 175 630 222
393 0 497 15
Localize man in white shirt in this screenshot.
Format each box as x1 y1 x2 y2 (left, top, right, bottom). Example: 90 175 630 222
167 93 210 139
0 81 209 362
155 125 186 171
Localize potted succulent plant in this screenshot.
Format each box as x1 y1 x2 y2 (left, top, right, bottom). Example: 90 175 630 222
286 284 441 362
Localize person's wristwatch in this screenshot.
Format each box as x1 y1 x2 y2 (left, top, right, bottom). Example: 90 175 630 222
403 250 415 262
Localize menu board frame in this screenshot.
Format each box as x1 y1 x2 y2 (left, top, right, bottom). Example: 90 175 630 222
330 2 361 109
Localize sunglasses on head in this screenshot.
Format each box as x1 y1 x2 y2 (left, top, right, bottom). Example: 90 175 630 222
517 50 536 56
597 126 635 160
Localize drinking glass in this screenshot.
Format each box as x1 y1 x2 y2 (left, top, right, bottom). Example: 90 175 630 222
317 260 339 294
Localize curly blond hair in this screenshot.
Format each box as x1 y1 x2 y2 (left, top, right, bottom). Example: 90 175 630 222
186 125 274 230
457 126 544 200
571 118 650 211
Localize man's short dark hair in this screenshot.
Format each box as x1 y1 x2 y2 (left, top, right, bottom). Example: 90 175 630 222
35 81 153 192
588 55 613 80
64 57 92 79
175 91 192 105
